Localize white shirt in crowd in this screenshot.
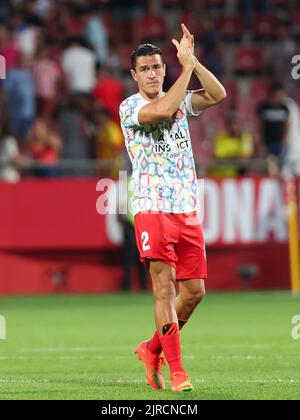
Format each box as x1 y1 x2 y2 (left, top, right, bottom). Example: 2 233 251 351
62 46 96 94
284 97 300 176
0 136 20 182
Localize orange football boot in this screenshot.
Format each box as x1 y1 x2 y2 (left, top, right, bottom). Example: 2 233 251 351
135 341 166 390
170 371 193 392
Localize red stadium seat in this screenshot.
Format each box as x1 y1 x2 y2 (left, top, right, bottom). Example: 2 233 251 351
101 14 113 37
217 15 244 41
181 12 204 37
66 14 84 37
223 80 238 98
253 14 279 40
222 80 238 108
234 47 264 74
137 14 168 43
235 98 257 128
251 79 269 102
235 99 258 131
237 98 256 115
162 43 178 67
106 15 135 43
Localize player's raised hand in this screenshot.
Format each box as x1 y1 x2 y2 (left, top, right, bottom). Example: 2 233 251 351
181 23 195 56
172 33 195 71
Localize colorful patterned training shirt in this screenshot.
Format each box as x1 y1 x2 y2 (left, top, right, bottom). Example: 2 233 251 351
119 90 202 215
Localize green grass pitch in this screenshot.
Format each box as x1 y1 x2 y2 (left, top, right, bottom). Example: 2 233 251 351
0 291 299 400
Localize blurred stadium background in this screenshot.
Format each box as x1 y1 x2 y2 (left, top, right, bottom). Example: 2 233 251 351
0 0 300 402
0 0 300 295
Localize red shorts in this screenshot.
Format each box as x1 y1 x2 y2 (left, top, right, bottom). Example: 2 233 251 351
134 211 207 280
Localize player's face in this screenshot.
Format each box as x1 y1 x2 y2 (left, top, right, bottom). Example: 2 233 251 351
131 55 166 98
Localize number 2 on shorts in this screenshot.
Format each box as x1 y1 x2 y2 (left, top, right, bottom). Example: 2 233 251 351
141 231 151 251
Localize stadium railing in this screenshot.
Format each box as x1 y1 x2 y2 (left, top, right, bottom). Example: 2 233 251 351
0 158 299 178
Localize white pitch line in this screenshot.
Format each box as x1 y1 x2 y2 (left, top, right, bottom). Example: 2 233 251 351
234 379 300 384
0 354 299 362
0 378 299 386
0 356 87 361
0 379 50 384
0 355 196 361
100 378 300 385
202 344 288 349
16 343 298 354
19 347 109 353
213 356 265 360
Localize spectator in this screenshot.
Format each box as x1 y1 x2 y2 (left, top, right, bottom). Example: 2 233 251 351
257 81 289 159
95 108 124 177
10 12 40 58
118 175 148 292
35 0 54 19
283 96 300 177
83 6 109 64
0 129 21 182
0 24 19 72
272 25 297 81
32 45 61 119
23 0 44 27
27 118 62 177
58 97 93 176
92 64 124 122
3 53 36 140
61 37 96 95
42 1 65 43
211 115 253 177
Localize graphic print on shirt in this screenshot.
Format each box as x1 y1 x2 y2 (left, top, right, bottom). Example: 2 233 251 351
119 91 202 215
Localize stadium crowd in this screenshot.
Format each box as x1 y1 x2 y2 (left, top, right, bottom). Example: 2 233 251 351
0 0 300 181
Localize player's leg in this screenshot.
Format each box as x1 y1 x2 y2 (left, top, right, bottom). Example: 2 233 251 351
147 212 206 354
150 267 205 330
149 260 192 392
161 279 205 392
135 260 177 390
174 212 207 322
146 280 205 354
175 278 206 321
165 214 205 391
149 260 178 334
134 213 178 390
141 277 204 391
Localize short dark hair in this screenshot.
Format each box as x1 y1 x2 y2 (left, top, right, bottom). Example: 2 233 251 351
130 44 163 70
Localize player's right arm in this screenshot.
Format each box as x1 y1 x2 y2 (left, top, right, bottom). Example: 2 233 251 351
138 37 195 125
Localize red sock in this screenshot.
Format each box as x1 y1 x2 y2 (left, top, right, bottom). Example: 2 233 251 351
159 322 185 374
146 331 162 354
146 319 188 355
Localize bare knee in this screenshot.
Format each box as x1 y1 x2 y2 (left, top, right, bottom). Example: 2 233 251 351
195 287 206 304
182 286 206 308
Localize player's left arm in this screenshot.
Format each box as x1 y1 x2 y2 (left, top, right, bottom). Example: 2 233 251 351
191 59 227 112
181 23 226 113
